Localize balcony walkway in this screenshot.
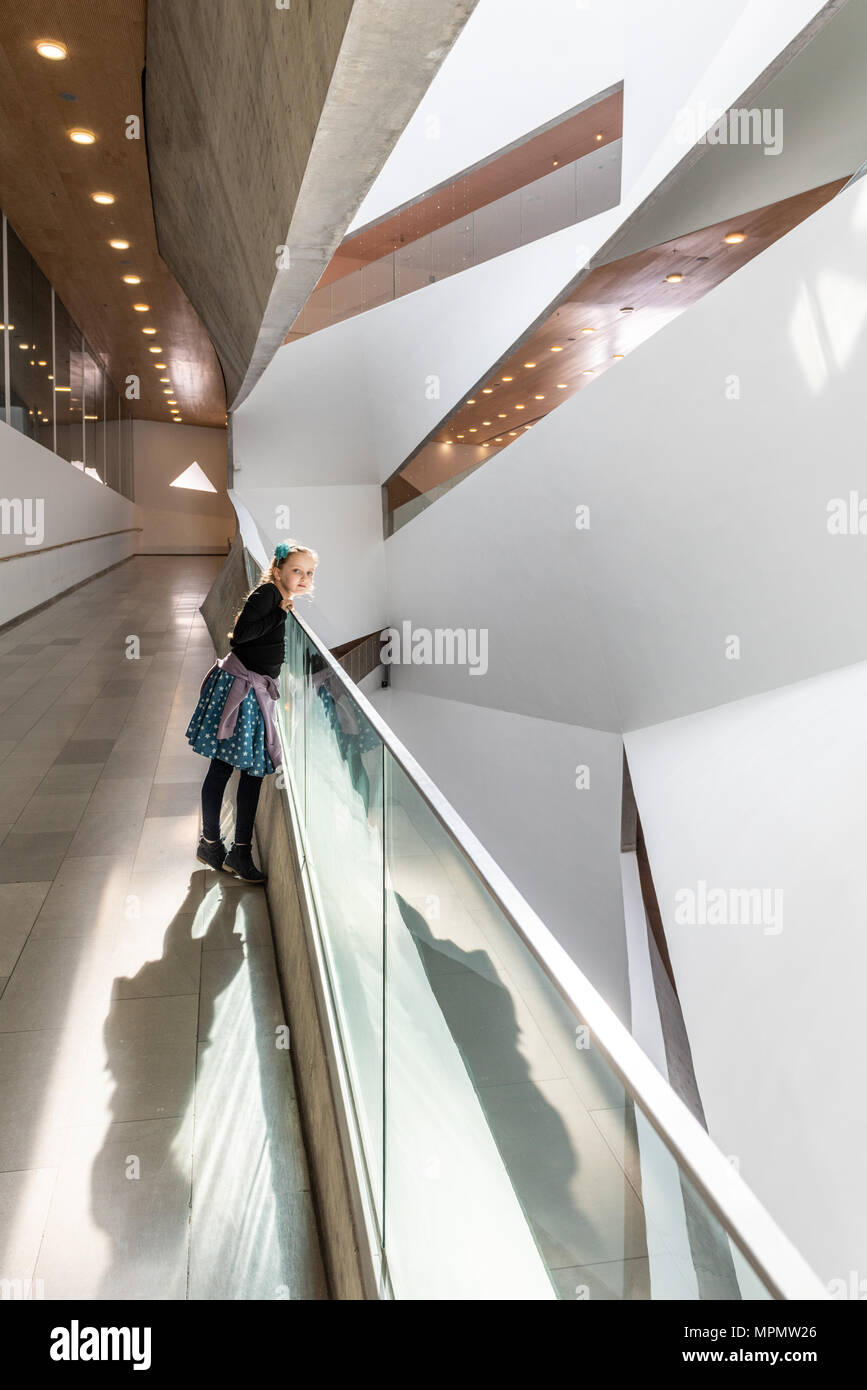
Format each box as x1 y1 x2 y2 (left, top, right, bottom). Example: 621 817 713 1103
0 555 327 1300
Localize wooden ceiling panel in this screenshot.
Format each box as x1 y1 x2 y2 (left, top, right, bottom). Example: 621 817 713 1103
0 2 226 428
329 87 623 277
426 178 848 453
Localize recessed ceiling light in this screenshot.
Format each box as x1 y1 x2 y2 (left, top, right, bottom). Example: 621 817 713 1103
142 327 157 335
154 362 166 369
556 383 568 389
36 40 67 60
724 232 746 244
523 362 536 368
497 413 507 418
162 389 173 394
47 374 53 380
55 385 71 392
159 377 170 383
509 430 518 436
501 376 513 382
456 434 465 439
482 442 490 448
122 274 141 284
612 353 625 360
69 128 96 145
443 440 453 446
466 398 476 404
148 347 162 353
37 359 46 366
583 369 594 375
18 342 28 349
552 160 559 168
534 394 545 400
495 437 504 442
167 400 177 405
468 427 477 433
482 387 493 394
580 328 595 334
595 133 603 142
664 273 683 283
550 344 564 350
482 420 491 425
133 303 149 312
84 414 98 420
515 404 525 410
91 192 115 204
109 239 130 250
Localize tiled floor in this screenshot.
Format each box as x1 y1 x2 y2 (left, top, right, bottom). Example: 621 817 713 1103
0 556 327 1300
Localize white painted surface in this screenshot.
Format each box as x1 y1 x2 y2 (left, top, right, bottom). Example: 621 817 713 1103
625 659 867 1281
236 483 387 649
234 221 603 491
612 0 867 259
132 421 233 554
369 687 629 1022
617 0 830 222
349 0 625 232
0 421 140 626
384 172 867 730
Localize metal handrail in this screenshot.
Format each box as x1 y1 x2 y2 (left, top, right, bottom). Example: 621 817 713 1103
262 548 827 1299
0 526 142 563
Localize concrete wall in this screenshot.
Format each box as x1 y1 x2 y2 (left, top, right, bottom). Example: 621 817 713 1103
0 420 140 627
132 420 233 555
147 0 478 409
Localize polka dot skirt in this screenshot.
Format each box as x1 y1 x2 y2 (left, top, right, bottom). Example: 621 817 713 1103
185 668 276 776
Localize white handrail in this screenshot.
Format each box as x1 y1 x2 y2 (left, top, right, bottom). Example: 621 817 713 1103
258 543 828 1300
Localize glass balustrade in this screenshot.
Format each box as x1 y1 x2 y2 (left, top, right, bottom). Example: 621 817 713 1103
291 141 622 340
271 594 821 1301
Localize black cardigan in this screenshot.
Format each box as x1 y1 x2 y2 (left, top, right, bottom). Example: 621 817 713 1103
229 583 287 678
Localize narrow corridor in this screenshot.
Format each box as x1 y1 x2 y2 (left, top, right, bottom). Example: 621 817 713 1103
0 556 327 1299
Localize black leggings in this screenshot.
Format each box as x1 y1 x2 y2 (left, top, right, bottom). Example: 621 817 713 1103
201 758 263 845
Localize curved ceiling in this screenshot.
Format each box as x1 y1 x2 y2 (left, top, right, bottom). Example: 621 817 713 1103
0 2 226 429
145 0 481 412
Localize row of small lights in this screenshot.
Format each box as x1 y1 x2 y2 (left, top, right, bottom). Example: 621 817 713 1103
34 38 183 422
441 231 748 444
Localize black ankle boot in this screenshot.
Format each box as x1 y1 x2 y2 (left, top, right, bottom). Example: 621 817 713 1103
222 842 267 885
196 834 227 871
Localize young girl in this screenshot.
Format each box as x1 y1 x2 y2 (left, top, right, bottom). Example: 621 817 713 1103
186 539 318 884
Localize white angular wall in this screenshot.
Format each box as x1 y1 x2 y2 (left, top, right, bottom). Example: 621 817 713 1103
0 422 140 627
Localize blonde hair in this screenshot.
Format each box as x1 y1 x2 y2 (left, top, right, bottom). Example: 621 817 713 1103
228 540 318 638
259 540 318 609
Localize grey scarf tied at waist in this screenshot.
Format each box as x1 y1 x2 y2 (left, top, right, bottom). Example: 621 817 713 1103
200 651 283 771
